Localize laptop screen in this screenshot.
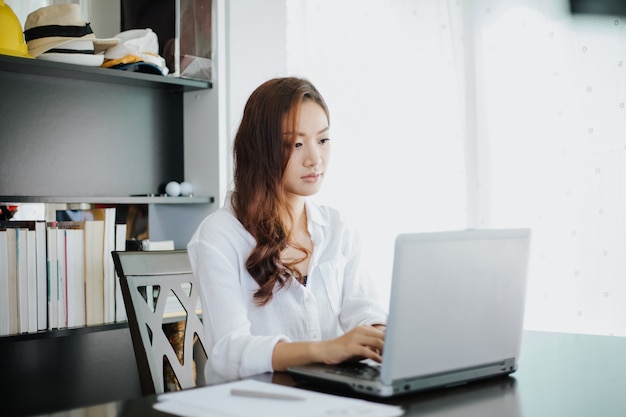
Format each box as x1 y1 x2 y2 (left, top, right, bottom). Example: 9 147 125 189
381 229 531 384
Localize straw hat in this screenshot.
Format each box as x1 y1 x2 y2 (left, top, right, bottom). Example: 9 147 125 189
24 3 118 58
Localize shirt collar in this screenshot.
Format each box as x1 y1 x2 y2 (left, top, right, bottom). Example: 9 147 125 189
304 199 329 228
224 191 329 228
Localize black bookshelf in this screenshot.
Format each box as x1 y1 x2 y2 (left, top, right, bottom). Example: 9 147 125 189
0 54 211 91
0 324 142 417
0 195 214 205
0 5 219 413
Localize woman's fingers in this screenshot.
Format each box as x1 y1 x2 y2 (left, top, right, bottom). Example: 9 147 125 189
321 325 386 364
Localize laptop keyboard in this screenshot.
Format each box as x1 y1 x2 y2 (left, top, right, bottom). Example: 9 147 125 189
325 361 381 381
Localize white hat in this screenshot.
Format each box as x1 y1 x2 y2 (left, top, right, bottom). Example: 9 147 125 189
37 39 104 66
103 29 168 75
24 3 118 58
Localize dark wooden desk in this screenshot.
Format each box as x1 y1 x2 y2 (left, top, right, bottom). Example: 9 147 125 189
24 331 626 417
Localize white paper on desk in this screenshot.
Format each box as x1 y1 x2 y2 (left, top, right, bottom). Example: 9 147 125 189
153 379 404 417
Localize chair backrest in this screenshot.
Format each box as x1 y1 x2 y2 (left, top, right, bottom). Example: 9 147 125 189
112 249 208 395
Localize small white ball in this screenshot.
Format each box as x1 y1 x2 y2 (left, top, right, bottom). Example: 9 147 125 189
180 181 194 196
165 181 181 197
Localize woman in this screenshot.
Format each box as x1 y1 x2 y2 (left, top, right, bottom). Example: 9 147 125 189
188 77 387 382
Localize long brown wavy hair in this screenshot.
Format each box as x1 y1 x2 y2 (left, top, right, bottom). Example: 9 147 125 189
231 77 329 306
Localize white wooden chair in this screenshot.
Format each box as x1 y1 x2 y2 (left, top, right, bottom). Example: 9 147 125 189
112 250 208 395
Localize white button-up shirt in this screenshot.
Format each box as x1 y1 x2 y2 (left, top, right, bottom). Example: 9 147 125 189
187 197 388 382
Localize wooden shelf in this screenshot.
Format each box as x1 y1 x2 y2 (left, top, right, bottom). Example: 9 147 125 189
0 195 215 204
0 54 211 92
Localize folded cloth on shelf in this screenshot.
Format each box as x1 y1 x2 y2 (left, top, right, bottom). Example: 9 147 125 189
102 29 169 76
23 3 118 64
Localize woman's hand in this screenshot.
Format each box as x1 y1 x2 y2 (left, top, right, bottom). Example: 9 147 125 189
272 324 386 371
314 324 386 365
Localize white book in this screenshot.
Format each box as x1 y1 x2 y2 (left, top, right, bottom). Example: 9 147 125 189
56 209 116 326
146 240 175 251
57 221 89 328
102 208 116 324
46 225 58 330
56 227 67 329
6 228 18 335
84 220 105 326
15 228 29 333
0 220 48 332
0 230 9 336
114 223 127 322
26 229 38 333
34 221 47 331
65 228 86 328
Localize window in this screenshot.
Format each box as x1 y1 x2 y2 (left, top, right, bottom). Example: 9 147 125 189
287 0 626 336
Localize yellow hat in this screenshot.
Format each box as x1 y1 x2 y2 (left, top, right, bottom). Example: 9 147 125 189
0 0 32 58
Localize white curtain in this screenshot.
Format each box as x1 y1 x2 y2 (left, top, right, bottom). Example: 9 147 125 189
287 0 626 337
471 0 626 336
6 0 87 26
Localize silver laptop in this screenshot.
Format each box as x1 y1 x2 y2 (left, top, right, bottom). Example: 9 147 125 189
288 228 531 397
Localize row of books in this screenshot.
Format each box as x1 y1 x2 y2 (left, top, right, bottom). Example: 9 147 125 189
0 208 127 336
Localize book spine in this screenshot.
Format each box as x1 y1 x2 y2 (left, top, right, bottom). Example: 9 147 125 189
16 229 29 333
7 229 18 334
46 225 58 331
114 223 128 322
56 228 67 329
26 229 38 332
35 221 47 331
85 220 105 326
0 230 9 336
65 228 86 328
103 208 116 324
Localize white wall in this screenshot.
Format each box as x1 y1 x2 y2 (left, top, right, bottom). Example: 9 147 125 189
225 1 626 337
224 1 468 310
6 0 119 36
224 0 289 193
